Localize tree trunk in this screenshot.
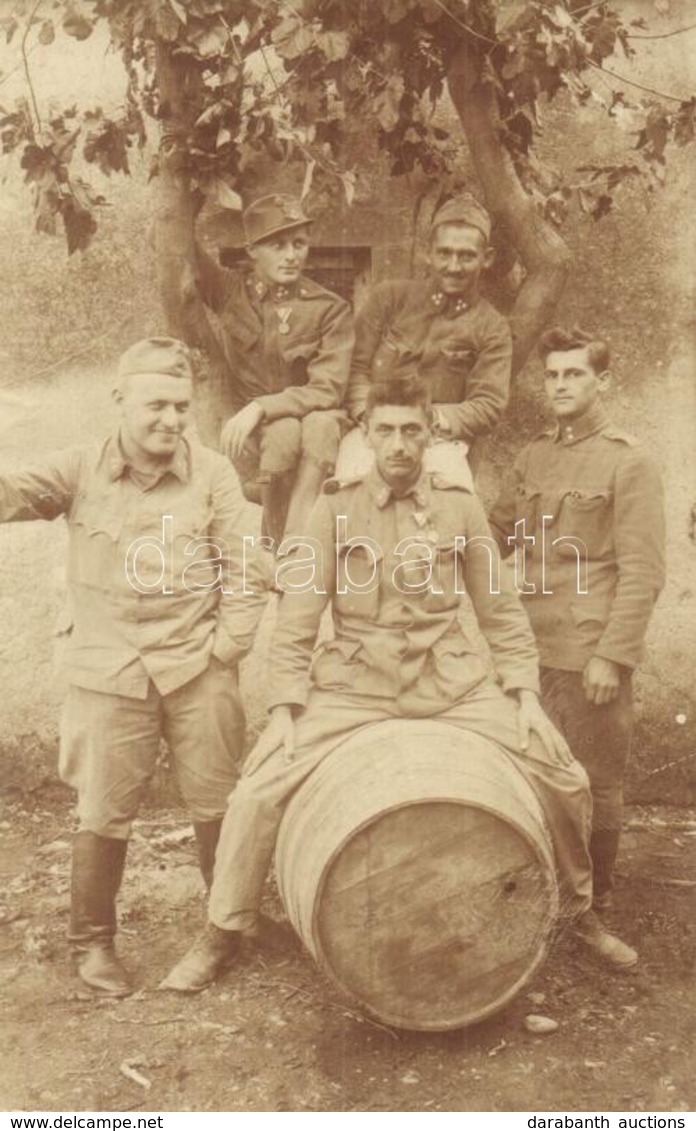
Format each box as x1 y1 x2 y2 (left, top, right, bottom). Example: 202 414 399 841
152 42 235 444
447 41 573 375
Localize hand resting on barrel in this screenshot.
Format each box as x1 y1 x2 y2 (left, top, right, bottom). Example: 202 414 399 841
242 705 296 776
515 690 574 766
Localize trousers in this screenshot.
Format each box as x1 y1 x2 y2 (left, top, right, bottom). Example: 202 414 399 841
59 660 245 839
208 679 593 931
539 666 633 832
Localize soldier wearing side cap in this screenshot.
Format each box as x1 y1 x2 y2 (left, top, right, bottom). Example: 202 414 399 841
0 338 269 997
489 327 665 935
344 194 511 482
192 193 354 544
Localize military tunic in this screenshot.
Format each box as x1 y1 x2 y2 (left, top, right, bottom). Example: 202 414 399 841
197 259 354 481
207 467 594 933
0 435 269 836
488 401 665 844
346 279 512 444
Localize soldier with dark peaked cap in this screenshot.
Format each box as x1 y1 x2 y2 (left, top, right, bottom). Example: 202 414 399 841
193 192 354 545
344 192 511 479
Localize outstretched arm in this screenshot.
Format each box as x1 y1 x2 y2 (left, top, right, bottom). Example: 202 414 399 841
0 448 81 523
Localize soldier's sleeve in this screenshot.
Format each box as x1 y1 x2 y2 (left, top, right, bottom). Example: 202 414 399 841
255 296 354 421
194 239 236 315
435 312 512 442
345 283 393 421
0 448 81 523
593 449 666 669
208 458 270 665
266 494 337 709
462 492 540 695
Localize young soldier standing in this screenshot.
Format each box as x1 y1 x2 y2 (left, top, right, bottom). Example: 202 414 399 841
489 327 665 925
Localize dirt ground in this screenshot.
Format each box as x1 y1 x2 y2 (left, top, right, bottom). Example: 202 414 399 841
1 779 694 1114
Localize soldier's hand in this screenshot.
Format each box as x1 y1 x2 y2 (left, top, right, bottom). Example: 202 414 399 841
242 705 295 777
583 656 621 706
516 690 574 766
221 403 264 461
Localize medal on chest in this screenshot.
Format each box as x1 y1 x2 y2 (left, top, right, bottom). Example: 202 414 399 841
277 306 292 335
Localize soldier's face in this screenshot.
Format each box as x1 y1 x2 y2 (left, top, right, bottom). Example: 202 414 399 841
364 404 431 487
543 348 609 420
116 373 192 463
427 225 493 296
247 226 311 285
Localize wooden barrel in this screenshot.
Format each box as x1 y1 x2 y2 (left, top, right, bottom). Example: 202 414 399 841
275 719 558 1031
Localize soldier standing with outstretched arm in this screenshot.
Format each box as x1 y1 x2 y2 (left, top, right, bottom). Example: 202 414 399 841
0 338 268 996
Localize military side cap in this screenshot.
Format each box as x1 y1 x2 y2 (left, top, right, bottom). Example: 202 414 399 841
243 193 313 245
117 337 193 381
430 193 491 241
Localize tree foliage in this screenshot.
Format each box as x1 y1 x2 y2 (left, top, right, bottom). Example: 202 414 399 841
0 0 693 253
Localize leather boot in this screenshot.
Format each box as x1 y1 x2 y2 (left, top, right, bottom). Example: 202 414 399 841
590 828 621 911
69 831 133 997
573 909 638 969
193 819 222 891
159 922 241 993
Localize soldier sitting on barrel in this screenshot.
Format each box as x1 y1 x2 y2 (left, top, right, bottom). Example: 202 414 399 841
162 375 638 993
191 189 354 544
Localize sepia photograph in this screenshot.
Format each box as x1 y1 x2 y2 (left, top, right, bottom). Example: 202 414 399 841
0 0 694 1118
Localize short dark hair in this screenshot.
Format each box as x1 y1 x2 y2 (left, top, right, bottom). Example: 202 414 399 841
364 377 433 422
539 326 610 374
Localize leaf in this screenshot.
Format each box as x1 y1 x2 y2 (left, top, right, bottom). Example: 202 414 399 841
0 16 18 44
316 29 350 61
168 0 188 22
272 13 315 59
372 75 405 132
300 157 315 202
382 0 415 23
38 20 55 46
155 2 181 41
187 23 228 57
210 178 242 209
62 5 94 41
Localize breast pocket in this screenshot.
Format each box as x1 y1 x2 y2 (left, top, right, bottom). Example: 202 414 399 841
312 638 363 691
431 342 478 402
555 489 613 559
68 493 123 589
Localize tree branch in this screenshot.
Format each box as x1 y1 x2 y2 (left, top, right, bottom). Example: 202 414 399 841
21 0 44 136
447 42 572 375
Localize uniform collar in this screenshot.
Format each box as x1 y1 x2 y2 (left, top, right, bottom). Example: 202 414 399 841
104 433 190 484
246 273 305 303
427 278 478 319
554 401 609 446
366 466 430 509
